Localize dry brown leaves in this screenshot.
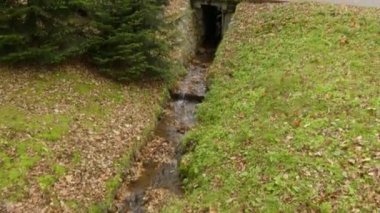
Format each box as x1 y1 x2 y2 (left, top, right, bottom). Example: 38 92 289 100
164 0 189 20
0 64 165 212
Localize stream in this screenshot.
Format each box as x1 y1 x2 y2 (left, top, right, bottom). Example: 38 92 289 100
113 48 215 213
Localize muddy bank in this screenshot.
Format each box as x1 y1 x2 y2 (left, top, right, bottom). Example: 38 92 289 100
112 50 214 212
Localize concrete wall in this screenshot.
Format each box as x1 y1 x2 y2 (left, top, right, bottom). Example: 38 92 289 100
164 0 236 67
191 0 236 37
222 12 233 37
165 1 202 65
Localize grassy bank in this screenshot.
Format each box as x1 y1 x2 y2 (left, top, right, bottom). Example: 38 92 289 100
166 2 379 212
0 65 166 211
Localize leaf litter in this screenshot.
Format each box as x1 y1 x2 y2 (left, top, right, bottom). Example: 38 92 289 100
0 64 165 212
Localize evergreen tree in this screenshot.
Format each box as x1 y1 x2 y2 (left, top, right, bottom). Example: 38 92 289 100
0 0 169 80
0 0 87 64
89 0 169 80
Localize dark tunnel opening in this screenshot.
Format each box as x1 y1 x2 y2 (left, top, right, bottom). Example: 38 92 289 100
201 5 222 48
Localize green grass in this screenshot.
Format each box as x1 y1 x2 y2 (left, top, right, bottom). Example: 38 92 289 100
0 138 46 200
166 2 380 212
0 67 128 203
88 89 169 212
0 63 169 211
37 164 67 192
37 175 57 191
0 106 71 141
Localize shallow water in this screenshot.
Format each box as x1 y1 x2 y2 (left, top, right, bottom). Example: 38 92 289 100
113 50 214 213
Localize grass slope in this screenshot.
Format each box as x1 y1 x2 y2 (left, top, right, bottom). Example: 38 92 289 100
0 65 166 211
167 2 380 212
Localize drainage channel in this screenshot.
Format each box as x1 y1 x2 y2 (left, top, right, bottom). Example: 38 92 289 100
112 48 216 213
111 1 232 211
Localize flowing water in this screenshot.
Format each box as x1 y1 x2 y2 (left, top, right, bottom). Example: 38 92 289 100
113 49 215 213
111 0 380 211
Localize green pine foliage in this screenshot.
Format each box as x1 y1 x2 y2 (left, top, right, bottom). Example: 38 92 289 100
0 0 87 64
0 0 169 80
88 0 169 80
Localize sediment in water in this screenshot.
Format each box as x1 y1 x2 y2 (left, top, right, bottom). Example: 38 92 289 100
112 50 215 213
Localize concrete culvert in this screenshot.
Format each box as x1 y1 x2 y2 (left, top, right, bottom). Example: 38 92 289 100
201 4 223 47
